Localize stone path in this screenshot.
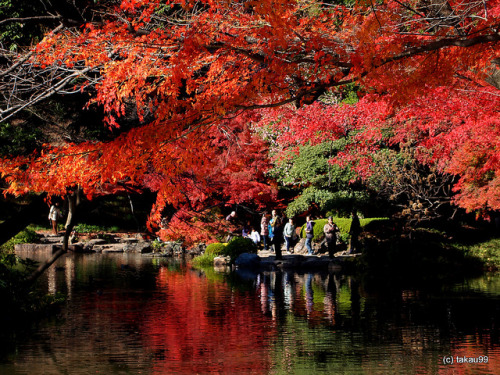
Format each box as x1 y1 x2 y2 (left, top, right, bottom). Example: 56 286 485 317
15 232 154 254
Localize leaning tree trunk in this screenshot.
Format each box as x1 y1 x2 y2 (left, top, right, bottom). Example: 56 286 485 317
25 189 79 285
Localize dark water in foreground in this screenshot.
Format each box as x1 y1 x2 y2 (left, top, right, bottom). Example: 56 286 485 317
1 251 499 374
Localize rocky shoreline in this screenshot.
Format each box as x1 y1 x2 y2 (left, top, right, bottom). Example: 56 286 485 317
14 231 360 272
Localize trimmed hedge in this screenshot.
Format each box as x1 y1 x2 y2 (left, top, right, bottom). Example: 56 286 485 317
224 237 257 259
205 242 227 256
195 237 257 264
300 217 390 242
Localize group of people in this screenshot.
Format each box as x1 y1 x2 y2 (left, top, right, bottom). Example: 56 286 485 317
234 209 349 257
239 210 294 253
305 215 340 257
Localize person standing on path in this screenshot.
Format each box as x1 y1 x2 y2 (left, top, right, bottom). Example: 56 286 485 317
284 218 296 253
48 202 62 235
260 211 270 250
349 211 361 254
305 216 314 255
323 216 339 258
272 210 284 259
250 227 261 245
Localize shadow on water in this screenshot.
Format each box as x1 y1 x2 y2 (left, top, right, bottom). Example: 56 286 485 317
0 249 499 374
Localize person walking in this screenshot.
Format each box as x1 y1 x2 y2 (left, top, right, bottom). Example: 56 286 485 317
323 216 339 258
305 215 314 255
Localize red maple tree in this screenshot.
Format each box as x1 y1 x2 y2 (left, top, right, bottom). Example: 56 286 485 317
1 0 499 245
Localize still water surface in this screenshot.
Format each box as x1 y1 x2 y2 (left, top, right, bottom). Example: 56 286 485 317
1 251 499 374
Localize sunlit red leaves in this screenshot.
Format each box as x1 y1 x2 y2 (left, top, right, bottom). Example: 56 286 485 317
0 108 276 244
3 0 500 242
262 83 500 212
26 0 500 123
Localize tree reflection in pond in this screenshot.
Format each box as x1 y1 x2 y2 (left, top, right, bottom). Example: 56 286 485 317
141 266 274 374
1 253 499 374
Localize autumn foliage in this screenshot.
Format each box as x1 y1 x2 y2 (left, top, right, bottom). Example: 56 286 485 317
1 0 500 241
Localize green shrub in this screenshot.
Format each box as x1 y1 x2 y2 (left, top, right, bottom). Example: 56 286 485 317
462 238 500 270
0 228 39 253
73 224 103 233
205 242 227 256
151 239 164 252
223 237 257 259
192 242 229 268
300 217 389 242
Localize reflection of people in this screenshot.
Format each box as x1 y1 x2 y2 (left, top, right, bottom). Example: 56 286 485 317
305 273 314 316
349 211 361 254
323 216 339 258
324 274 337 325
305 216 314 255
48 202 62 235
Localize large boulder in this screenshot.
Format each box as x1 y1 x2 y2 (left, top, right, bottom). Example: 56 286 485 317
188 243 206 257
235 253 261 269
123 242 152 253
214 256 231 267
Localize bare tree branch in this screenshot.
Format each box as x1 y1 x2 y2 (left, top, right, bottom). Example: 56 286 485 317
0 15 61 26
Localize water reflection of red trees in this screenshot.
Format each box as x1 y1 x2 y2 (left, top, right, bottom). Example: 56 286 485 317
141 267 274 374
435 337 500 375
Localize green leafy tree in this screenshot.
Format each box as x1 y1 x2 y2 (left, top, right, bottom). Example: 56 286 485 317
269 140 370 218
0 122 43 157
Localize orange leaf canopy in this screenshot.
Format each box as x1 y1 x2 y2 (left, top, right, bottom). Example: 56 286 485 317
1 0 500 239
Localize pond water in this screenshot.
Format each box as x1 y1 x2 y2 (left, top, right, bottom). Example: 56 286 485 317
1 251 499 374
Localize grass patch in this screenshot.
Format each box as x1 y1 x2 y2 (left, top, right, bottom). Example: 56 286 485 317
191 253 218 267
73 224 121 233
458 238 500 270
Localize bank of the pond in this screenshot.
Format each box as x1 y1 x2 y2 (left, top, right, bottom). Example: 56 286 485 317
8 225 499 278
455 237 500 271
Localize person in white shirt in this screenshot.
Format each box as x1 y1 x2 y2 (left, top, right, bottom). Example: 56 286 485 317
283 218 296 253
48 202 62 235
250 227 261 246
